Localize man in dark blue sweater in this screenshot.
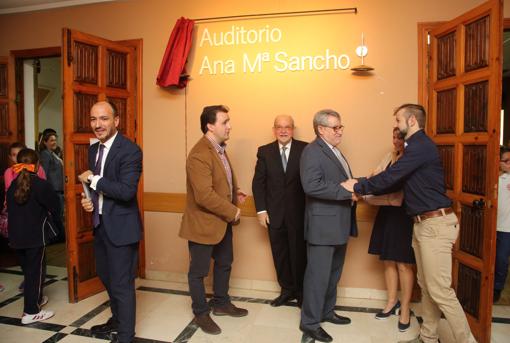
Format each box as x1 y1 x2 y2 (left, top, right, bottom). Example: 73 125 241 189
342 104 475 343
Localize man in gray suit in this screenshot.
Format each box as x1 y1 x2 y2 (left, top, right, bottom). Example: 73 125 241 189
299 109 358 343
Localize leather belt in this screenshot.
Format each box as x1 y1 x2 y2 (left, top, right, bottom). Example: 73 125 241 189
413 207 453 223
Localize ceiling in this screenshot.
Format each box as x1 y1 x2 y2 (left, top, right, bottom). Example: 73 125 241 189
0 0 115 14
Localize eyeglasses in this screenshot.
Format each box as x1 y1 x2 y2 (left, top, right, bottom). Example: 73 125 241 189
322 125 345 132
274 125 294 130
500 159 510 164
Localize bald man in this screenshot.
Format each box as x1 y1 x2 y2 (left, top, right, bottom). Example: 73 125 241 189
252 115 307 307
79 101 143 343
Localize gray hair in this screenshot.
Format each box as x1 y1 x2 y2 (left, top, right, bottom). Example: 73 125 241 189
313 109 340 136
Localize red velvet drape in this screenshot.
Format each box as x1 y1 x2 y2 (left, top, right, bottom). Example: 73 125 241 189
156 17 195 88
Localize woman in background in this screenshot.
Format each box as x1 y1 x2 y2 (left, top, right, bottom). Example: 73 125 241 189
6 148 58 324
39 129 65 240
366 128 415 332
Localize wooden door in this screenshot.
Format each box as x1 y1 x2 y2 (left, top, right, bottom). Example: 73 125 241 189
0 57 17 179
427 1 502 342
62 28 142 302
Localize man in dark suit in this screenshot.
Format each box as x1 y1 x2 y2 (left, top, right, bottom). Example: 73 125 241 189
252 115 307 307
299 109 358 343
79 101 142 343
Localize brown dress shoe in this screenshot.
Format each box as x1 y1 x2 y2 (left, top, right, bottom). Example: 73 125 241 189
212 302 248 317
194 313 221 335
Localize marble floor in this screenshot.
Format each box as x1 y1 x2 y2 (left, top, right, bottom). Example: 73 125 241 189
0 266 509 343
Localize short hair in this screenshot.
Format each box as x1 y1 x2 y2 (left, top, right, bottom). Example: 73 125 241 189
200 105 229 134
9 142 26 153
393 103 426 129
501 146 510 158
313 109 340 136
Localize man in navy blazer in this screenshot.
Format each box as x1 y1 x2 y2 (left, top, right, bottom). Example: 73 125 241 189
299 109 357 343
79 101 142 343
252 115 307 307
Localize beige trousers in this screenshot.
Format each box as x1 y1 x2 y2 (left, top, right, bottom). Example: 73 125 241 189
412 213 477 343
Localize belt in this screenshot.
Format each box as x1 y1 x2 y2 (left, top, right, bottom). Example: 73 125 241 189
413 207 454 223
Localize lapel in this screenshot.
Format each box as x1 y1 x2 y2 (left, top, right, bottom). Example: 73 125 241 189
203 136 231 188
315 137 348 178
103 133 122 173
286 140 300 175
89 142 99 170
270 141 286 175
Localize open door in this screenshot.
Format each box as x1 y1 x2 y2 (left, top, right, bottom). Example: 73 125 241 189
0 56 18 178
62 28 143 302
427 0 503 342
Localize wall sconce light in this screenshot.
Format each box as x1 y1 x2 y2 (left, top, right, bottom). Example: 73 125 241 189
351 33 374 72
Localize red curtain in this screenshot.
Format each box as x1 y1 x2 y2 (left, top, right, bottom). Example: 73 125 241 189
156 17 195 88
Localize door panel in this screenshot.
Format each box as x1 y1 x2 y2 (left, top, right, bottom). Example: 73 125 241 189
0 57 17 179
62 28 140 302
427 1 503 342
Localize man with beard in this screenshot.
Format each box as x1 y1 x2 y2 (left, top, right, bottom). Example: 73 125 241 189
342 104 476 343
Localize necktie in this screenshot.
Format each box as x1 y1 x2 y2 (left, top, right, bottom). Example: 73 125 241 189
92 144 105 228
333 147 352 178
281 146 288 172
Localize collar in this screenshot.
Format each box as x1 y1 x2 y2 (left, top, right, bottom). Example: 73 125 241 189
404 129 425 148
205 134 226 154
320 137 336 151
278 139 292 151
101 131 118 150
501 172 510 179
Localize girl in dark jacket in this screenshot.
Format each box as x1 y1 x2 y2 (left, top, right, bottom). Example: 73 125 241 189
6 148 59 324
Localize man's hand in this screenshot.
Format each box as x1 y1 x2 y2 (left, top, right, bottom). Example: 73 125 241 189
81 193 94 212
257 212 270 228
237 190 248 204
352 193 361 202
234 208 241 222
78 170 93 183
341 178 358 192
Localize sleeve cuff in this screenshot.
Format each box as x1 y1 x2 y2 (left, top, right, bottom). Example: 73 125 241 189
256 210 267 215
90 175 102 190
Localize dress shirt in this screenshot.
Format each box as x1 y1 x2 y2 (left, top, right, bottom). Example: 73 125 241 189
354 130 451 216
205 134 233 196
498 173 510 232
90 131 118 215
321 138 352 178
257 140 293 215
279 140 291 162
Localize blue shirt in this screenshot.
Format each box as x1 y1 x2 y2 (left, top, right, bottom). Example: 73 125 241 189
354 130 451 216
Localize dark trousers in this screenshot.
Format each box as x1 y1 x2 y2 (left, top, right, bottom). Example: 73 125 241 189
94 222 138 343
16 246 45 314
495 231 510 290
300 243 347 330
268 222 306 296
188 225 233 316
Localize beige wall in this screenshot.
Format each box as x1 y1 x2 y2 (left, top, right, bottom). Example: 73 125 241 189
1 0 508 292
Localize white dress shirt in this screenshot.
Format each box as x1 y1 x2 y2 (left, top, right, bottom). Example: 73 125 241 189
89 131 118 215
498 172 510 232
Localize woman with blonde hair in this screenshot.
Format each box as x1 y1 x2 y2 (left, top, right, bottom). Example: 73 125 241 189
6 148 60 324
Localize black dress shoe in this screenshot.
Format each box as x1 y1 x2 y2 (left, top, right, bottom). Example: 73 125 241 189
322 313 351 325
270 293 295 307
300 326 333 343
375 300 401 320
91 317 118 335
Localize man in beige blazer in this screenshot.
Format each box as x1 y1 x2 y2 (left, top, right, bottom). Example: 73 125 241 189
179 105 248 335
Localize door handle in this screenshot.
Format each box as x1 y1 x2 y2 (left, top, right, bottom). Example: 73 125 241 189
472 198 485 209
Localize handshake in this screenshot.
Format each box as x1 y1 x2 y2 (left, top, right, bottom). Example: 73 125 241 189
341 178 361 201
